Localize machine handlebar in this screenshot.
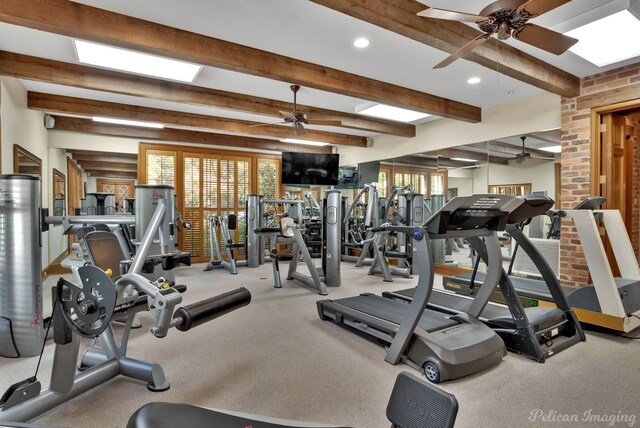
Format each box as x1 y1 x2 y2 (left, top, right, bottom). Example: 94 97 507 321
174 287 251 332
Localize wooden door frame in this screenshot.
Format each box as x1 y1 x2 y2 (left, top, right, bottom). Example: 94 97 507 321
589 99 640 196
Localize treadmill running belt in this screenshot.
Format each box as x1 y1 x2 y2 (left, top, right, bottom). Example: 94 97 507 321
456 272 574 301
336 295 458 333
392 288 511 321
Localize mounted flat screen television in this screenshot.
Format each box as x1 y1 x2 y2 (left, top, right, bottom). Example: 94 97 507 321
336 166 359 189
358 161 380 185
281 152 340 186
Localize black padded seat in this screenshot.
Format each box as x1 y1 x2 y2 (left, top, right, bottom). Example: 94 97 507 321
343 242 363 249
270 251 293 261
128 402 350 428
161 252 192 270
255 227 281 234
385 251 410 259
83 231 127 276
226 243 245 249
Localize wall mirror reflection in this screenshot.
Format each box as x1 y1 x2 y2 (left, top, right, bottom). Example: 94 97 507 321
14 144 43 202
53 168 66 216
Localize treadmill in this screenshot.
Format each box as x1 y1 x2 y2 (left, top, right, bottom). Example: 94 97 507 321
317 194 523 383
442 196 606 303
385 195 586 363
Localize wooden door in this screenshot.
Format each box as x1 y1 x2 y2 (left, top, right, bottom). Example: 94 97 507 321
597 113 632 275
67 157 83 246
96 178 135 212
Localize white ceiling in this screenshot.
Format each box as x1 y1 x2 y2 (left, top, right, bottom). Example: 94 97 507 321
0 0 638 146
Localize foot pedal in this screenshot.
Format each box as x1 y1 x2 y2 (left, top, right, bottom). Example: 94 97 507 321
386 372 458 428
0 377 41 410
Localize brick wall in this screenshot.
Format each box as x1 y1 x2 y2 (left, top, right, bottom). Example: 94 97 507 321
560 63 640 286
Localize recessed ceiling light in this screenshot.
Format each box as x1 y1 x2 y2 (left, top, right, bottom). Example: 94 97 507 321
467 77 482 85
353 38 370 48
451 158 477 162
356 104 430 123
74 40 202 82
539 145 562 153
93 117 164 128
566 10 640 67
280 138 329 146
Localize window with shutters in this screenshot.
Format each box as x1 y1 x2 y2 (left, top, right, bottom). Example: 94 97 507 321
140 143 280 264
258 158 279 199
147 150 176 187
182 154 251 261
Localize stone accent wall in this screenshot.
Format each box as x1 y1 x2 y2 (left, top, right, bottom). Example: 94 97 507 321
560 64 640 286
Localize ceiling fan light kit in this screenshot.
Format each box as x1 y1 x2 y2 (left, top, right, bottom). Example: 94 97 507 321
419 0 579 68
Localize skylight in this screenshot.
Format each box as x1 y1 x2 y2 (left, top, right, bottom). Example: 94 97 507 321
93 117 164 128
566 10 640 67
280 138 330 146
356 104 430 123
74 40 202 82
539 145 562 153
451 158 477 162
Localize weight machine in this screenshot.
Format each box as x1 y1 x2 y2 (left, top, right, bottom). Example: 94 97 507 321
204 212 246 275
0 192 251 424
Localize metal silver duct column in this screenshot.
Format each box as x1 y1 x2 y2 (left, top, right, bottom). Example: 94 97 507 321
430 194 446 264
324 190 341 287
134 185 176 281
0 174 45 357
246 195 261 268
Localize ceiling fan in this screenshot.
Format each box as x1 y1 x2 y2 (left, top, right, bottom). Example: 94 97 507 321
417 0 579 68
252 85 342 136
513 136 555 163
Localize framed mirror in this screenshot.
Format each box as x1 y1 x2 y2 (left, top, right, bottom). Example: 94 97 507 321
14 144 42 201
53 168 66 216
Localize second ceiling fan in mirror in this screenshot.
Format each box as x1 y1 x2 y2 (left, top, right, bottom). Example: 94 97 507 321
417 0 579 68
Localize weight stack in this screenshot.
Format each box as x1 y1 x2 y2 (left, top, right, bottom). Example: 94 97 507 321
0 174 45 357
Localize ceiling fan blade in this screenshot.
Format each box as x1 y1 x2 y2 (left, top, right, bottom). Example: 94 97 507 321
513 23 578 55
306 119 343 127
417 6 489 22
433 33 492 69
518 0 570 17
532 155 556 161
294 123 306 136
279 110 298 121
249 122 283 128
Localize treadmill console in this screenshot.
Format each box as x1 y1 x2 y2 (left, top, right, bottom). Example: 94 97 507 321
507 194 555 225
424 194 523 235
574 196 606 211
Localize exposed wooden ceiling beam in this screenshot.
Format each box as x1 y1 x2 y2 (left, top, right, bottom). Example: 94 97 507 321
50 116 333 154
393 155 470 169
310 0 580 98
85 171 138 179
0 0 480 122
72 155 138 165
471 141 553 158
435 148 509 165
528 129 561 145
29 92 366 147
68 149 138 160
0 52 413 138
73 161 137 172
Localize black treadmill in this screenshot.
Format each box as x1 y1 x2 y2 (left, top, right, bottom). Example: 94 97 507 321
442 196 606 306
385 195 586 363
318 194 524 383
